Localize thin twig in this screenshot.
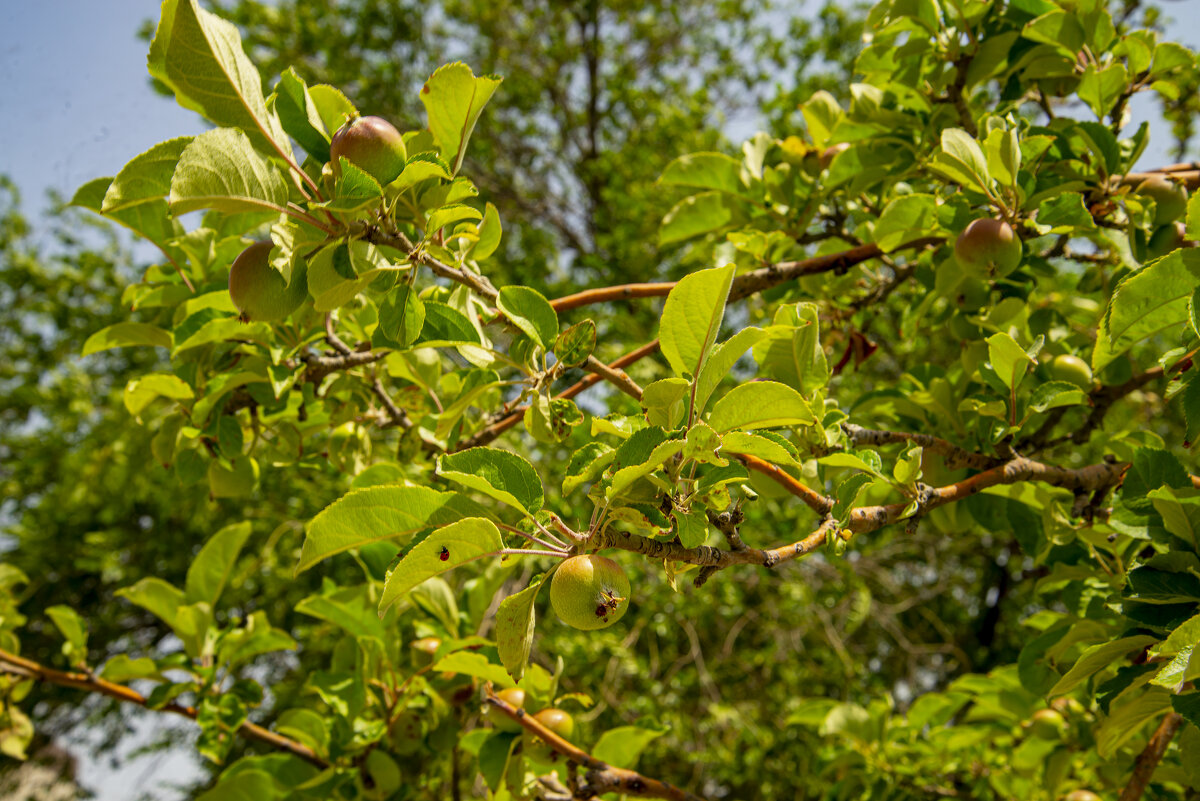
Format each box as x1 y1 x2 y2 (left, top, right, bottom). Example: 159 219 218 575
0 648 327 768
484 688 706 801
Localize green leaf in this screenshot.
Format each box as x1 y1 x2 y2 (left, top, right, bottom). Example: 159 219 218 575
470 201 503 260
591 724 668 770
273 68 330 162
563 442 616 495
1078 63 1128 120
1048 635 1158 696
659 191 738 245
707 381 816 433
437 448 544 515
498 286 558 349
659 152 751 198
392 154 452 193
72 177 186 255
432 651 515 688
373 283 425 350
115 577 186 629
495 576 545 680
1095 687 1173 759
1148 486 1200 551
378 518 503 615
185 522 252 607
101 137 194 213
986 332 1034 392
642 378 691 430
417 301 484 346
1028 381 1087 412
659 263 735 381
608 439 685 499
1151 645 1198 689
929 128 992 194
82 322 172 356
1172 691 1200 729
123 374 194 418
1095 249 1200 371
169 128 290 216
674 509 709 549
99 655 162 683
46 605 88 661
872 194 942 252
420 62 503 174
554 320 596 368
308 84 358 136
426 203 483 235
693 327 767 415
721 431 801 467
298 486 486 573
148 0 291 158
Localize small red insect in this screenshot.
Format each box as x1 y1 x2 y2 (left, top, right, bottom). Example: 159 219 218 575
439 546 450 562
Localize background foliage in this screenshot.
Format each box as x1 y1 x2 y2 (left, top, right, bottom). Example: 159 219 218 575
2 1 1200 800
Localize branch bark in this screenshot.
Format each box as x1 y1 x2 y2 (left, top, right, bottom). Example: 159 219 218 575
0 648 328 769
484 687 706 801
1118 711 1184 801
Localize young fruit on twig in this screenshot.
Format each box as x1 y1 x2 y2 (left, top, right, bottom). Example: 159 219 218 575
550 554 631 630
524 708 575 765
228 241 307 322
485 687 526 734
954 218 1022 280
329 115 407 186
1049 354 1093 390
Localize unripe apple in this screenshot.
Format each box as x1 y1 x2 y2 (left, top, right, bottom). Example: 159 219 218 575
485 687 526 733
1063 791 1101 801
329 115 407 186
524 708 574 764
1147 221 1191 260
207 457 259 499
954 218 1022 279
228 241 307 322
1129 175 1187 226
550 554 631 630
1050 354 1093 390
1028 708 1067 740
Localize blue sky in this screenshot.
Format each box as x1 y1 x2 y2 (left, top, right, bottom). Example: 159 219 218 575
1 1 1197 221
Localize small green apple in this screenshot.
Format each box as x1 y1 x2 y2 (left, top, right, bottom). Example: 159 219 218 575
228 241 307 322
330 115 407 186
954 218 1022 279
1130 175 1187 226
1063 791 1101 801
485 687 526 733
1050 354 1093 390
1028 708 1067 740
524 708 574 764
550 554 631 630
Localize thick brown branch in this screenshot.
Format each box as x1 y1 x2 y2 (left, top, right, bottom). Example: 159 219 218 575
547 238 942 314
847 457 1126 532
734 454 834 515
302 349 388 386
0 648 327 769
551 282 676 312
1118 711 1184 801
841 423 1003 470
484 688 706 801
583 354 644 400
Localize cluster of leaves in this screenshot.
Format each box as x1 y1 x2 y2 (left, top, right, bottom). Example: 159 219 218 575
4 0 1200 799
